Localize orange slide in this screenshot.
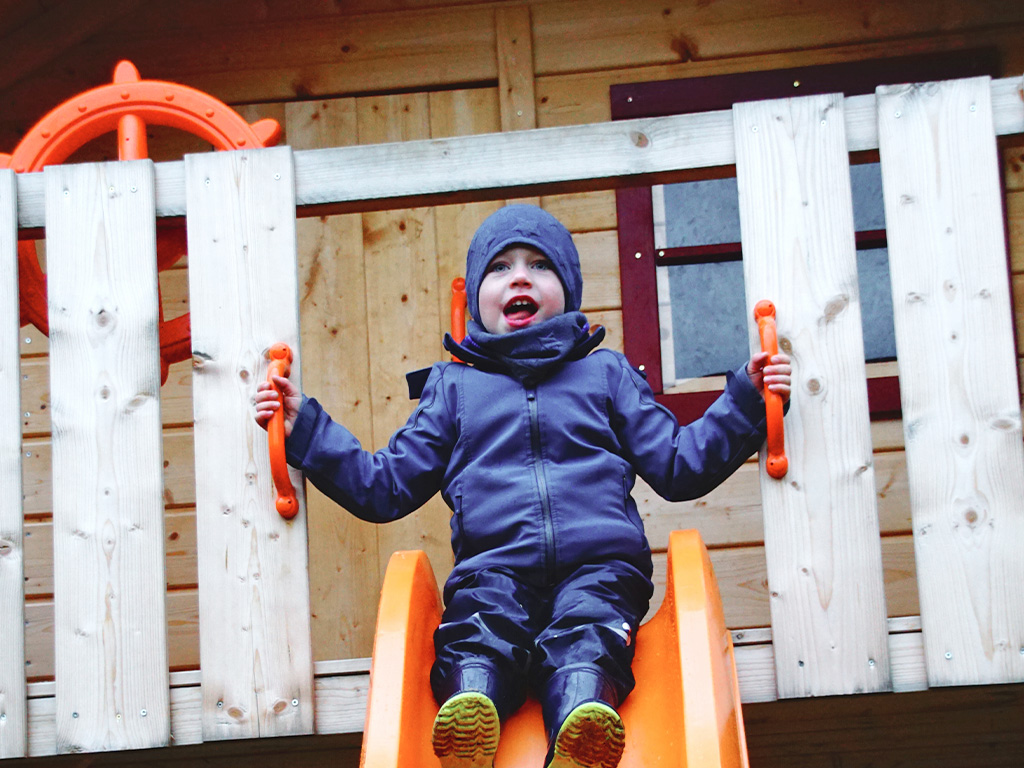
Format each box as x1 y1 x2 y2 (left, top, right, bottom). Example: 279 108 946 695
359 530 749 768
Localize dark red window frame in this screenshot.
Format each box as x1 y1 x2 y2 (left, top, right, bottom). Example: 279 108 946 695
612 50 998 424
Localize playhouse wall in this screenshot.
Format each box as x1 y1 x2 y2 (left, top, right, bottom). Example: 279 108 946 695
9 1 1024 677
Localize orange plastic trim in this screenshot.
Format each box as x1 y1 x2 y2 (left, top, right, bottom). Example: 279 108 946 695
266 343 298 519
754 300 788 479
450 277 467 363
361 530 749 767
1 59 280 384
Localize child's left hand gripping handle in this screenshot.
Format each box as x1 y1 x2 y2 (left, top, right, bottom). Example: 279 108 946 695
267 343 299 518
754 301 788 479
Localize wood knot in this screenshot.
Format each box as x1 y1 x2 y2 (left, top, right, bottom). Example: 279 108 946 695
629 131 649 148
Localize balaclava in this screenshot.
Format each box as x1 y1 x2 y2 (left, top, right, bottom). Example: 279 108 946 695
464 204 583 323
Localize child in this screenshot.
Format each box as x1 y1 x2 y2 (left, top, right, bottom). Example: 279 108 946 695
255 205 791 768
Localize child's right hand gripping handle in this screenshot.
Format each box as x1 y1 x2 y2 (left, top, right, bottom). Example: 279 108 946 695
267 343 299 519
754 300 788 479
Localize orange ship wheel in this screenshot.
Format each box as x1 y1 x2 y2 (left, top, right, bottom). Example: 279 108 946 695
0 60 281 383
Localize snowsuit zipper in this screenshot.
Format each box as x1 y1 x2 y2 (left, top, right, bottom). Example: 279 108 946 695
526 387 556 577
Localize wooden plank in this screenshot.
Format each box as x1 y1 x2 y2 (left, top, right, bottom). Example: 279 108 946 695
44 160 169 751
735 94 890 697
877 76 1024 686
24 509 198 597
496 6 537 133
427 87 503 348
535 28 1024 129
355 93 454 590
185 147 314 738
284 96 381 661
22 428 196 518
12 77 1024 228
21 356 194 437
0 168 26 757
20 535 922 683
530 0 1024 78
496 5 540 207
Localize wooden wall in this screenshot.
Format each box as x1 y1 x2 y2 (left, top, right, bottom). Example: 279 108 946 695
8 0 1024 673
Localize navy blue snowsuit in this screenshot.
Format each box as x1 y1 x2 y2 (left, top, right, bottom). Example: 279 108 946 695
283 205 771 740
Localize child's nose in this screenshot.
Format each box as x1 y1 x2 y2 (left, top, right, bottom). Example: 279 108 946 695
509 264 531 284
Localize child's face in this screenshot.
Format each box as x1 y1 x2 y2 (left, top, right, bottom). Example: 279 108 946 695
478 245 566 335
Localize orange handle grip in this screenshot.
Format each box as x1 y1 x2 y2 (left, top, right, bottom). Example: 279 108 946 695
451 278 467 362
267 343 298 519
754 300 788 479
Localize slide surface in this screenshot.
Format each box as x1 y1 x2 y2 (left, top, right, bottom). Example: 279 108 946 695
360 530 749 768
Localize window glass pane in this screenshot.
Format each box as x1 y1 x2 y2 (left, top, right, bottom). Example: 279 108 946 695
665 260 748 380
857 247 897 361
661 178 741 248
850 162 886 231
660 162 886 250
663 247 897 381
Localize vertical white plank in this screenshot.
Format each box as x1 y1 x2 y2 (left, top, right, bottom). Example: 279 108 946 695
0 170 26 757
877 76 1024 686
186 147 314 740
735 94 890 698
44 161 169 752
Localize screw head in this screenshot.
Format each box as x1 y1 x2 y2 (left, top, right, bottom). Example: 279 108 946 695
140 709 147 717
292 699 299 706
72 712 79 718
945 651 953 660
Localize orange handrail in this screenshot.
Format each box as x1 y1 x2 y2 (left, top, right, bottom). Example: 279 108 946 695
753 300 787 479
450 277 467 363
267 343 298 519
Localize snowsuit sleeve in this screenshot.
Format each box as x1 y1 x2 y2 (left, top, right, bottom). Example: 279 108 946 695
284 364 457 523
609 356 769 502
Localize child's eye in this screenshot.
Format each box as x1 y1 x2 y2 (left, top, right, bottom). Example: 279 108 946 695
531 260 553 270
486 261 510 273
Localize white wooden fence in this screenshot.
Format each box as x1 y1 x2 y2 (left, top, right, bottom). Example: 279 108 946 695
1 75 1022 758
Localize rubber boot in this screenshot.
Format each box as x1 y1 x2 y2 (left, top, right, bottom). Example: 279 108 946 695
541 667 625 768
431 664 507 768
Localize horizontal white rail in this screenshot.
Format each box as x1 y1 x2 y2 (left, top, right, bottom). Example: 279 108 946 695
13 76 1023 229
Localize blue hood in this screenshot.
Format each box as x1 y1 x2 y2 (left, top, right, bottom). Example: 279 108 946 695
465 204 583 323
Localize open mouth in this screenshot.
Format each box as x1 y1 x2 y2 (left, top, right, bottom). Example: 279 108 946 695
503 296 539 323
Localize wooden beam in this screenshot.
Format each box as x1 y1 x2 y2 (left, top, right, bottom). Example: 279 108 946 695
0 169 26 758
18 618 944 755
185 147 314 740
44 160 169 752
11 76 1024 229
878 76 1024 686
736 93 889 697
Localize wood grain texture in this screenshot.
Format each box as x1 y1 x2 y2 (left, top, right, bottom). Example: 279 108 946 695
735 94 890 697
12 77 1024 228
185 147 314 739
877 76 1024 686
0 169 26 757
355 93 454 590
44 160 169 752
285 97 381 660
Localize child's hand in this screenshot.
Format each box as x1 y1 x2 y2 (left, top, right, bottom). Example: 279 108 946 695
254 375 302 437
746 352 792 403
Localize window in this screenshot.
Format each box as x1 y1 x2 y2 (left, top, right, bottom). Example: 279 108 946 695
612 50 998 423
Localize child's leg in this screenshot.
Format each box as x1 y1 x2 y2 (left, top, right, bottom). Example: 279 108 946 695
533 560 652 768
430 568 544 768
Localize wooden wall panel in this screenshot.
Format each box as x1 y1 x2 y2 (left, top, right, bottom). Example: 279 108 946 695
735 94 890 697
878 77 1024 686
45 160 169 752
0 168 26 757
186 148 313 739
285 97 381 661
355 93 454 591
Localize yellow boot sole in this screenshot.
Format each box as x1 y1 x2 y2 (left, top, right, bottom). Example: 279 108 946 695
431 691 500 768
546 701 625 768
